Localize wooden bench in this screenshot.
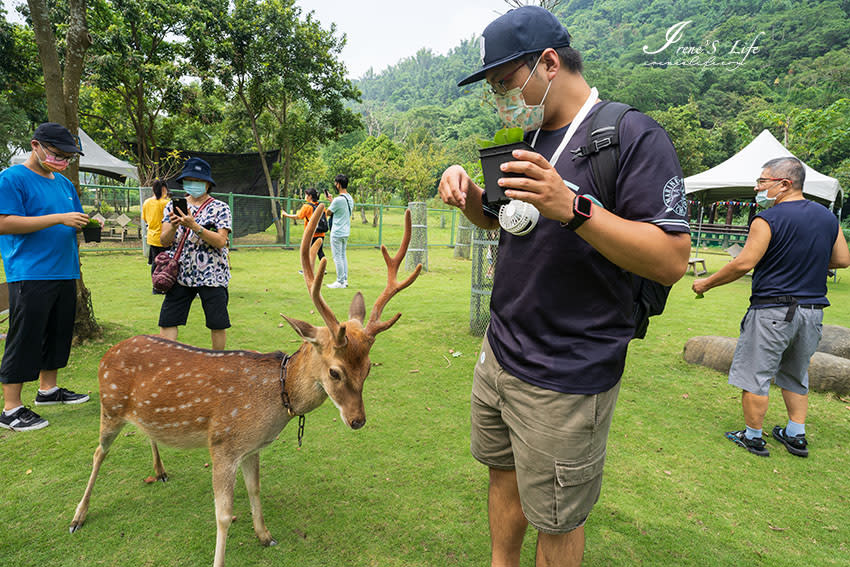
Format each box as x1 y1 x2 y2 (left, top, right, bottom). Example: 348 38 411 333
688 258 707 276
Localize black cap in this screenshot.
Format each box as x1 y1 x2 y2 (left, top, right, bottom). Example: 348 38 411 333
33 122 84 155
457 6 571 87
176 157 216 187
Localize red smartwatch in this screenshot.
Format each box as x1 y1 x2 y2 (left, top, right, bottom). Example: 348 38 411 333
564 194 593 230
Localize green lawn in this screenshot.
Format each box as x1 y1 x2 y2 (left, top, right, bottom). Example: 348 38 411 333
1 247 849 566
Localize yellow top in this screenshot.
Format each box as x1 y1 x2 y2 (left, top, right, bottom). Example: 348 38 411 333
142 195 170 247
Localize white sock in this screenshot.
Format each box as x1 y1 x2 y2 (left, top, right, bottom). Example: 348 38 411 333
3 405 24 416
38 386 59 395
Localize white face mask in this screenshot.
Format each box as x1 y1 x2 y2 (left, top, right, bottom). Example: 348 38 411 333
755 189 776 208
493 56 552 132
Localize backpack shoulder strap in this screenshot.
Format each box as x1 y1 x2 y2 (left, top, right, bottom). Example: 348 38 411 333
571 101 634 211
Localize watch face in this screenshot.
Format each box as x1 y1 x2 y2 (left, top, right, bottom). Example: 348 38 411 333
576 195 593 217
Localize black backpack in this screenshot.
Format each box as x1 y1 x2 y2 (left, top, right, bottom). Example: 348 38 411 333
570 101 672 340
307 202 329 233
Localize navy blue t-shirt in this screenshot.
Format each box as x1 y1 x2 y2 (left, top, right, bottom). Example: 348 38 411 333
751 199 838 306
486 103 688 395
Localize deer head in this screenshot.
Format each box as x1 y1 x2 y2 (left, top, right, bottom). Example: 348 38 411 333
282 204 421 429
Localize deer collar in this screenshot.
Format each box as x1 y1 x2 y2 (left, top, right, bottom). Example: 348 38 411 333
279 352 306 447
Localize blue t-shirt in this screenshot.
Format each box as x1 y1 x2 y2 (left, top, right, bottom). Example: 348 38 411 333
0 164 84 281
328 193 354 238
750 199 838 306
486 104 688 395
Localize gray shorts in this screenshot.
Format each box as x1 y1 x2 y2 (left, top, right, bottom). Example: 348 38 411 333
470 336 620 534
728 306 824 396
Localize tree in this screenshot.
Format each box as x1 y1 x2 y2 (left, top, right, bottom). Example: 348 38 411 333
26 0 100 341
83 0 222 184
338 135 404 226
207 0 360 243
0 13 42 167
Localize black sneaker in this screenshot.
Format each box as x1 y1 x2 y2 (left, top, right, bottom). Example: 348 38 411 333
725 430 769 457
772 426 809 458
34 387 90 406
0 407 49 431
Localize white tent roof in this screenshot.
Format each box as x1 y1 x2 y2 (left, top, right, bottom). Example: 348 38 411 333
684 129 843 211
11 128 138 182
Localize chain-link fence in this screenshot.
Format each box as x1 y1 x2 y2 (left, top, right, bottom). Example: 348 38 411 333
76 184 464 253
469 227 500 337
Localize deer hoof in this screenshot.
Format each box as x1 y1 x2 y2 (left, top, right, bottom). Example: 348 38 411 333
69 522 83 534
267 539 278 547
158 474 169 482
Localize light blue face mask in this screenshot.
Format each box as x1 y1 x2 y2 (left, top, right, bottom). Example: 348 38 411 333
183 180 208 197
755 189 776 208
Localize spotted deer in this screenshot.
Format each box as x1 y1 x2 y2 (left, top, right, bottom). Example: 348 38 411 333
70 205 422 567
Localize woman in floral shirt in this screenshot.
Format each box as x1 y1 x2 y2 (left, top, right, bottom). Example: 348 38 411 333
158 157 233 349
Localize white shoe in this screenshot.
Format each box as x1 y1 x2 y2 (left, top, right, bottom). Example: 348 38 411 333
327 281 347 289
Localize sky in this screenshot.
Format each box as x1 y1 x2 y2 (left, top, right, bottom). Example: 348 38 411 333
3 0 513 79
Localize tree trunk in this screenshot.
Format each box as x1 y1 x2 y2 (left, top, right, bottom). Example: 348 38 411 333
239 89 283 243
28 0 100 342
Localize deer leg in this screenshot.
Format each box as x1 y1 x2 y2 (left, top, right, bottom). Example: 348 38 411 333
70 416 126 533
150 440 168 482
240 452 276 546
211 451 239 567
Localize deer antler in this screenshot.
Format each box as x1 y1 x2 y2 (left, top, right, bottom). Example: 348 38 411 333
300 204 342 340
365 208 423 337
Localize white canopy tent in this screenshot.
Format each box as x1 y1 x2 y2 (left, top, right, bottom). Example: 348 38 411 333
11 128 139 182
684 129 843 212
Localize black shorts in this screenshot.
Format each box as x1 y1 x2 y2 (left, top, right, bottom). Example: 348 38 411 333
0 280 77 384
158 284 230 330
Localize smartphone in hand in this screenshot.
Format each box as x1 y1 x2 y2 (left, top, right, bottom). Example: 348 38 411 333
171 197 188 216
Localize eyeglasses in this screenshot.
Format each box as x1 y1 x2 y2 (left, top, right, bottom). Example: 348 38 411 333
488 61 529 96
38 143 78 164
756 177 789 187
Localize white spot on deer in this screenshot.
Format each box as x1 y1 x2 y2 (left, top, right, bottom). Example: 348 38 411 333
204 398 211 403
169 407 176 413
148 362 155 368
103 371 110 379
182 420 189 426
110 384 118 390
244 404 252 410
227 386 235 393
165 380 172 386
111 405 121 411
151 393 158 398
164 367 171 372
177 391 184 397
144 400 151 405
224 426 232 433
196 416 207 423
230 408 239 418
123 395 129 400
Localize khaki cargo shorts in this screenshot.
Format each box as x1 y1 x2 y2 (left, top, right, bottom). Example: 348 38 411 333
470 336 620 534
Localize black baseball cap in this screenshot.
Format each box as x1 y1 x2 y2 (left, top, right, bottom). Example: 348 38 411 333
32 122 84 155
457 6 571 87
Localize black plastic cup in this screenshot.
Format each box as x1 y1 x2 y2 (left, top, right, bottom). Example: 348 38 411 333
479 141 534 206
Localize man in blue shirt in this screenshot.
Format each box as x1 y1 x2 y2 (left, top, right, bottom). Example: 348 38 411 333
0 122 91 432
438 7 690 566
694 157 850 458
325 173 354 289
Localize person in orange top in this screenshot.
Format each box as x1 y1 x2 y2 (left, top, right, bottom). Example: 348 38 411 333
283 188 327 259
142 178 171 280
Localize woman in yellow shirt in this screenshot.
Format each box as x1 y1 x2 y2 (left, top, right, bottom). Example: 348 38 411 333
141 179 170 280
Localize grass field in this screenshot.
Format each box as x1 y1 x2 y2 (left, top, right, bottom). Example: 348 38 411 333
1 246 849 566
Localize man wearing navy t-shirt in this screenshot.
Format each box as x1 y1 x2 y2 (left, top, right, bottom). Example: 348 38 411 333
438 7 690 567
694 157 849 458
0 123 90 432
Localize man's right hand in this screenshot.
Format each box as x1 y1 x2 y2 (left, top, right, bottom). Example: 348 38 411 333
438 165 474 210
62 212 90 229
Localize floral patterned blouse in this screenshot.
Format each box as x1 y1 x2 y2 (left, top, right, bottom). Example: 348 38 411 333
162 198 232 288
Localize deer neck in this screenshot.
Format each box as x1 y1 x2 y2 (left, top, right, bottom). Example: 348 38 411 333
282 345 329 417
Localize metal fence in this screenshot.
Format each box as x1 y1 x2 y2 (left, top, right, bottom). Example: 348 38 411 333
77 184 464 253
469 227 500 337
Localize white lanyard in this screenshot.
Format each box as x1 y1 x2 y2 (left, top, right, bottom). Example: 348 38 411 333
530 87 599 169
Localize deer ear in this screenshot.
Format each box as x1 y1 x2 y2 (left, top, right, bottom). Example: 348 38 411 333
282 315 319 344
349 292 365 323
